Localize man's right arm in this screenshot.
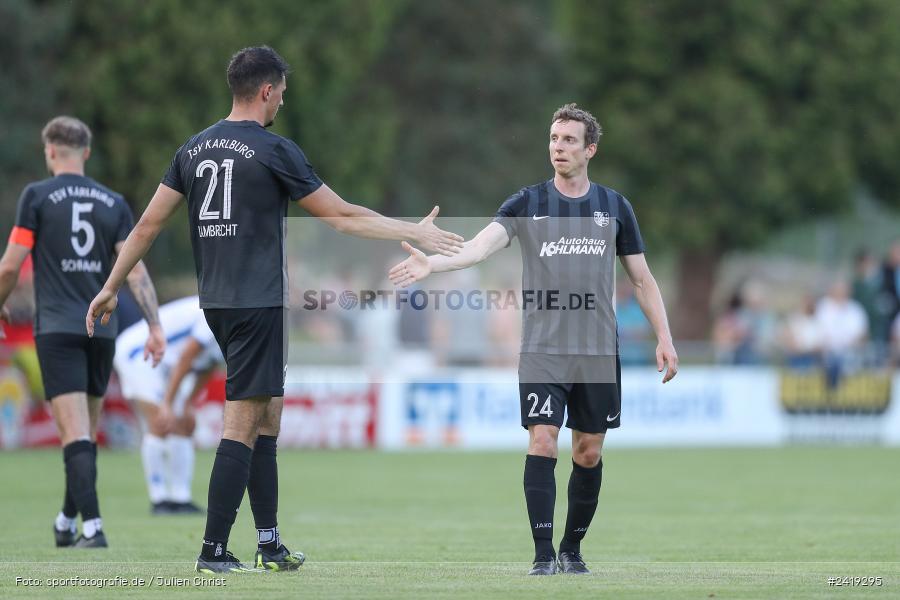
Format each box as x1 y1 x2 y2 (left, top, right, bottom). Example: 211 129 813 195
388 222 509 288
86 184 182 336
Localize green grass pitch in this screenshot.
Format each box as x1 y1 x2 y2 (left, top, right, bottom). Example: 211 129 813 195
0 447 897 598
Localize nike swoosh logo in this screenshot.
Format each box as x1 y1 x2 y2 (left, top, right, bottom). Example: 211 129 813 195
532 215 549 221
606 412 620 422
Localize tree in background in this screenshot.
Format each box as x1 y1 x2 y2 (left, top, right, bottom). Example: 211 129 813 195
366 0 565 217
18 0 562 280
559 0 900 338
0 1 70 226
54 0 406 278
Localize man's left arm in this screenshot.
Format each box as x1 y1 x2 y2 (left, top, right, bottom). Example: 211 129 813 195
619 253 678 382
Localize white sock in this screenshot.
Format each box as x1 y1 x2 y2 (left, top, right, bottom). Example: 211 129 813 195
55 511 76 533
141 434 169 503
82 517 102 538
166 435 195 503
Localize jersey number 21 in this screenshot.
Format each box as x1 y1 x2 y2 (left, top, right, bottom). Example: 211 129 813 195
196 159 233 221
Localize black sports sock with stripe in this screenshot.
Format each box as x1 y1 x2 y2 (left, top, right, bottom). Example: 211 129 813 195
248 435 280 551
524 454 557 561
560 459 603 554
201 439 252 559
62 442 97 519
63 440 100 521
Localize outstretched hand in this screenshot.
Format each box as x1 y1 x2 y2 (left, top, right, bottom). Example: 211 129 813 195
389 241 432 288
414 206 464 257
86 289 118 337
656 340 679 383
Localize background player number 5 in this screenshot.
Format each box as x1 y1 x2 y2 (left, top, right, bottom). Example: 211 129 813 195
71 202 95 256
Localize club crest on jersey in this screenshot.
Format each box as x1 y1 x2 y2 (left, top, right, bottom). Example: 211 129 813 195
594 211 610 227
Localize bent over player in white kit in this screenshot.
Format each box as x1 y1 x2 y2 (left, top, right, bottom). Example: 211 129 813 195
115 296 223 514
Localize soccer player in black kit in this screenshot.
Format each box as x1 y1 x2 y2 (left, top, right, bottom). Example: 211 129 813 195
0 116 164 548
87 46 464 573
390 104 679 575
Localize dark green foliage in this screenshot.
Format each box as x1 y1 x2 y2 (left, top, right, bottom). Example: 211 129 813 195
559 0 900 252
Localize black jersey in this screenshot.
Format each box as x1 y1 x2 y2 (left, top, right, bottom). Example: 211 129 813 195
162 120 322 309
11 174 134 338
493 180 645 356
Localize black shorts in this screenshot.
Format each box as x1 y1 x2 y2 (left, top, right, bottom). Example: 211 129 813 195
35 333 116 400
204 307 286 400
518 353 621 433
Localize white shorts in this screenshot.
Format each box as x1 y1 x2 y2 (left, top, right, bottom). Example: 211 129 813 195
113 354 196 417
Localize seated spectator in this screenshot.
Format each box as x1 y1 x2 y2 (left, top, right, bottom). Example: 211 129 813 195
780 295 823 369
852 248 889 354
815 280 868 387
713 282 775 365
881 241 900 343
713 292 749 364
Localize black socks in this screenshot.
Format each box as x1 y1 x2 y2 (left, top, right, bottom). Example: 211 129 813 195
248 435 280 551
560 459 603 554
202 438 252 558
524 454 557 560
63 440 100 521
62 441 96 518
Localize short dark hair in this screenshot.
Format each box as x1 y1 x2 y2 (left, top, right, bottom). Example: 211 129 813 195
551 103 602 147
41 116 91 148
227 46 290 102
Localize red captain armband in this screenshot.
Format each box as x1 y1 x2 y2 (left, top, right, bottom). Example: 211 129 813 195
8 226 35 249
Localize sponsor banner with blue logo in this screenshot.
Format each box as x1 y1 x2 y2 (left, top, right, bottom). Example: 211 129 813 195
378 368 788 449
378 368 900 449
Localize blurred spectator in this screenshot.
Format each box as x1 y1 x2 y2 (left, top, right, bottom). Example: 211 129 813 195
712 292 748 364
357 269 400 371
397 282 433 350
431 269 487 367
485 277 520 368
881 240 900 340
712 282 775 364
851 248 889 348
779 295 822 369
815 280 868 387
616 279 653 365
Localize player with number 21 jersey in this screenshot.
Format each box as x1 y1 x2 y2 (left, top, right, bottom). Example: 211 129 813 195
162 122 320 309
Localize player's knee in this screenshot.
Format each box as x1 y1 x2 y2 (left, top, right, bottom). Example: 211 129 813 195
573 445 601 468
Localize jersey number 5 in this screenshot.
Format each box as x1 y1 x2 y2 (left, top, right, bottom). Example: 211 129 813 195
71 202 95 257
196 159 234 221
